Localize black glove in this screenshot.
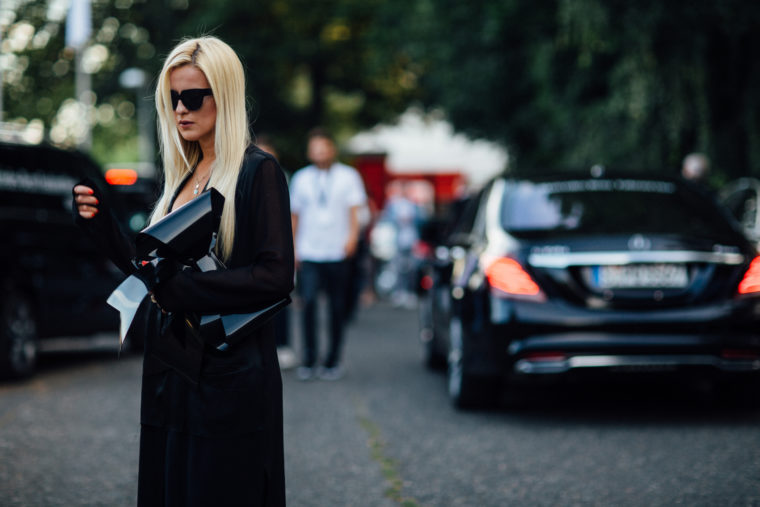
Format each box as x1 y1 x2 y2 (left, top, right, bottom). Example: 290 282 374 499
152 262 188 313
134 258 181 292
155 258 181 287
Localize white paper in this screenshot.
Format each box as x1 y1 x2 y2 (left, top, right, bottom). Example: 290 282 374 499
107 275 149 346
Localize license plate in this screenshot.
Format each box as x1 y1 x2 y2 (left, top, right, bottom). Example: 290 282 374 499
591 264 689 289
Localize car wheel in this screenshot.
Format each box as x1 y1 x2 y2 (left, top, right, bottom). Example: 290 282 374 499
0 290 38 379
447 315 498 409
419 294 445 370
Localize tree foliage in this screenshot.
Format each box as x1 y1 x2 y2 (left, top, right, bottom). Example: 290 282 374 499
2 0 420 170
4 1 760 181
170 0 421 168
403 0 760 181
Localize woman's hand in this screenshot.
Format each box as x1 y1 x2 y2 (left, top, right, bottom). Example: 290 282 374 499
73 184 99 219
144 259 182 314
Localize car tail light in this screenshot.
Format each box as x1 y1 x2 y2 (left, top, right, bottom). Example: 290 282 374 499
105 168 138 185
485 258 545 301
523 352 567 362
737 257 760 295
721 349 760 360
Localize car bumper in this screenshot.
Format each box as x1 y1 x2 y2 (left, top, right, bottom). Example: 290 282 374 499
513 351 760 375
490 297 760 376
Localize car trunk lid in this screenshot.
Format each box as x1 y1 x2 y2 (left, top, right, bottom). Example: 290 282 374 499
523 235 747 309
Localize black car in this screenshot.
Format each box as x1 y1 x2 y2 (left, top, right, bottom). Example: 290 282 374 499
419 172 760 408
0 140 153 378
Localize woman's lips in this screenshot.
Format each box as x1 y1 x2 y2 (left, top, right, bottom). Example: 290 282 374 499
179 121 193 128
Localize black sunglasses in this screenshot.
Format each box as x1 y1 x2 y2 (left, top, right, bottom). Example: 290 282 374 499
170 88 213 111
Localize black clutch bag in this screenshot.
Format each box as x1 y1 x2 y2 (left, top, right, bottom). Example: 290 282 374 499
193 297 291 350
187 251 291 350
125 188 290 350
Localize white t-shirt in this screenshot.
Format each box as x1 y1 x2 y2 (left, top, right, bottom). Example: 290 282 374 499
290 162 367 262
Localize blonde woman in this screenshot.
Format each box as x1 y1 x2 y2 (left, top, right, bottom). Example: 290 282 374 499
73 36 293 506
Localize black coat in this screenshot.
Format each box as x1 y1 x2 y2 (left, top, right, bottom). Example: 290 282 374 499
77 146 294 506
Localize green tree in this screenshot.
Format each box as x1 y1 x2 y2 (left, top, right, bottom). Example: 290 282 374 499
8 1 759 184
2 0 420 170
403 0 760 181
2 0 190 165
172 0 420 168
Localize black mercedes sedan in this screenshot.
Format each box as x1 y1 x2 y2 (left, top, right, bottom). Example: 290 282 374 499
418 173 760 408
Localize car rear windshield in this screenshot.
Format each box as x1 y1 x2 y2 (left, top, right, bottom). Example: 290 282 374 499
501 178 734 239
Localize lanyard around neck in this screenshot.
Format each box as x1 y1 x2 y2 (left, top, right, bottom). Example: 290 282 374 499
317 169 332 206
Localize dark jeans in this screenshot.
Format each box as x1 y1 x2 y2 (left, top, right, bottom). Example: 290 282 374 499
298 260 348 368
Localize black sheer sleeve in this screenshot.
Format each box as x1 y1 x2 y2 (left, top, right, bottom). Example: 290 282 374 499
155 158 295 314
73 181 137 276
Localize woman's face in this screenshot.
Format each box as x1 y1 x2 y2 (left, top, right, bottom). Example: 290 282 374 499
169 64 217 147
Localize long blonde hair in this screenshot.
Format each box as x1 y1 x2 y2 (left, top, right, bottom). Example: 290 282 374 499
151 36 250 261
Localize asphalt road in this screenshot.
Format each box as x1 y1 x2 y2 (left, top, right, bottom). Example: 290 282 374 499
1 301 760 506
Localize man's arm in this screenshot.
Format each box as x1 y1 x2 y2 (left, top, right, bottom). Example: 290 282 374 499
344 205 360 258
291 212 300 269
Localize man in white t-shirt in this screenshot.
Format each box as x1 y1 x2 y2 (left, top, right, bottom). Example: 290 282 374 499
290 128 367 380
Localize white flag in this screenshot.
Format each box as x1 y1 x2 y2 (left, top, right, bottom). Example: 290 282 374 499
65 0 92 49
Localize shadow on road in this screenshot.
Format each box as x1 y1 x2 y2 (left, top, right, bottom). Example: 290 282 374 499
475 376 760 426
33 349 129 376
